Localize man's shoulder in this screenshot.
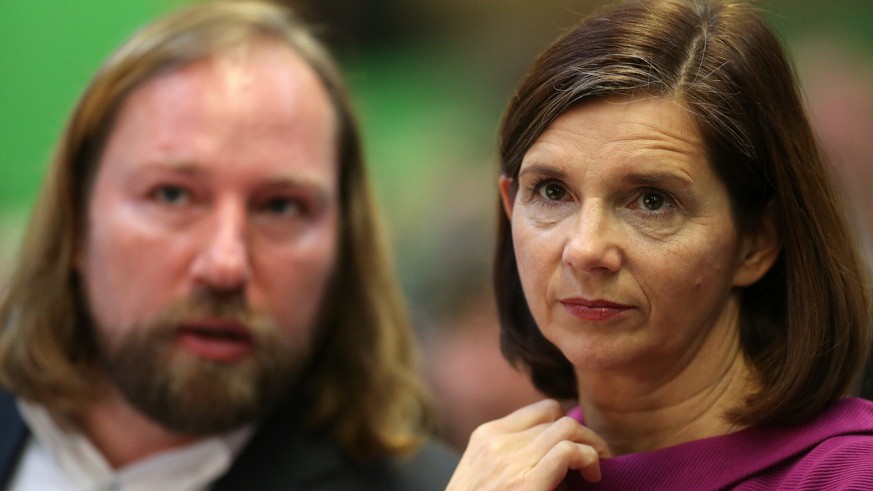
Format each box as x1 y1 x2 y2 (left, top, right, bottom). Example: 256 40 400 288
368 439 460 491
0 387 29 489
213 421 459 491
284 438 459 491
0 386 26 441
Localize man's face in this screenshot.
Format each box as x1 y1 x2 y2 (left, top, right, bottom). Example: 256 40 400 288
77 40 339 433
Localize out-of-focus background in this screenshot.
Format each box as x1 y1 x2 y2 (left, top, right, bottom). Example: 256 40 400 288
2 0 872 450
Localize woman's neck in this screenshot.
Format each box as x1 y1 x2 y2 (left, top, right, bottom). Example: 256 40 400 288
575 325 757 455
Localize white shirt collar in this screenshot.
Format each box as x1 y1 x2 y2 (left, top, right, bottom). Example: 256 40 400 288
14 398 253 491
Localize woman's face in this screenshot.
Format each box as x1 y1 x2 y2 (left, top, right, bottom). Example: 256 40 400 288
501 97 773 377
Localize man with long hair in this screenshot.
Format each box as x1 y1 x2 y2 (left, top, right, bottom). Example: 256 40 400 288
0 1 456 489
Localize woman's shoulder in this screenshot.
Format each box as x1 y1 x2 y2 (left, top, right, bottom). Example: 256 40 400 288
752 398 873 489
771 397 873 458
814 397 873 431
775 433 873 489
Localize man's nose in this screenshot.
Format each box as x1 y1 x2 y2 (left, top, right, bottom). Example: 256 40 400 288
561 202 621 274
190 201 252 291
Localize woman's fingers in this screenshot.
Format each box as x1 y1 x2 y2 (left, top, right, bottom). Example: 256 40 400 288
446 399 610 491
482 398 565 434
539 441 604 484
528 415 612 459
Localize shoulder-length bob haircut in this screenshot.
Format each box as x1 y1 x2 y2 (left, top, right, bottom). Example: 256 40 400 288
496 0 871 427
0 0 429 459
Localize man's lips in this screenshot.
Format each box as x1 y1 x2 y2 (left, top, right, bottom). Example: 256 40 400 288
175 319 253 363
559 298 633 322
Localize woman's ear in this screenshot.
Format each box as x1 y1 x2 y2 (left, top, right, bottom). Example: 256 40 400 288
498 175 515 219
733 201 781 287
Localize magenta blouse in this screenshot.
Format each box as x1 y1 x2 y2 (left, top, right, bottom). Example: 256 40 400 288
564 398 873 490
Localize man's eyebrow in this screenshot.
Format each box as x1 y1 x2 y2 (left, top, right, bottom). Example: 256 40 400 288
134 161 205 175
256 174 338 203
132 161 338 197
260 172 334 190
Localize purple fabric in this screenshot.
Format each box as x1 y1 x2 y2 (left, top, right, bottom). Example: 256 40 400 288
564 398 873 490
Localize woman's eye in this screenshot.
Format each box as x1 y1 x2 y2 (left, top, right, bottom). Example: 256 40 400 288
642 192 665 211
536 182 568 201
635 190 673 212
153 185 189 205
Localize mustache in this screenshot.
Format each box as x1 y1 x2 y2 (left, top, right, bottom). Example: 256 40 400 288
149 288 277 339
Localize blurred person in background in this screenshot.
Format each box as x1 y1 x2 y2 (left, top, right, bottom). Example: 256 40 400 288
447 0 873 489
0 1 456 489
425 286 543 450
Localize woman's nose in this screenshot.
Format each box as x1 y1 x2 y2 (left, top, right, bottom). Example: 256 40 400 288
561 202 621 274
190 202 252 291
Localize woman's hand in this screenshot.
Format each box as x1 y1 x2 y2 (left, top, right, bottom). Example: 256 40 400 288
445 399 612 491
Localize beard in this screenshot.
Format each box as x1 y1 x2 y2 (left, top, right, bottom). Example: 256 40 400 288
94 290 304 435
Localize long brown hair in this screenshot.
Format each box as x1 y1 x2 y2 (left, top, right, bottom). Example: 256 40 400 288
0 0 430 459
496 0 871 427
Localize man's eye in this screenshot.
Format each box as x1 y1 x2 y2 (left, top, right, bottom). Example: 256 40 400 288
153 185 189 205
263 197 302 216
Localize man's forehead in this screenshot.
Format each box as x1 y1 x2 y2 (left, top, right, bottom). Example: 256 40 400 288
91 38 338 187
143 38 320 97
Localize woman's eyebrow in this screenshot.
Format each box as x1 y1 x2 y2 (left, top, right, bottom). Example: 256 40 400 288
517 163 568 180
621 171 693 188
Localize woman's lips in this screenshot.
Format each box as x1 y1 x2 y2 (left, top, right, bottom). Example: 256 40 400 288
175 319 253 363
559 298 633 322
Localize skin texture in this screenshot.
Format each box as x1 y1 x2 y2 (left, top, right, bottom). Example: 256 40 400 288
76 39 339 467
449 97 779 490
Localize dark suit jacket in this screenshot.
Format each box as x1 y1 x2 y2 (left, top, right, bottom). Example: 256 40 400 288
0 389 458 490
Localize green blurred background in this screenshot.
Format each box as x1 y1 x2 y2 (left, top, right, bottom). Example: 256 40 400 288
2 0 872 447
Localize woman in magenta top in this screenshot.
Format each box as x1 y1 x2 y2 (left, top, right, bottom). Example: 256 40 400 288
447 0 873 489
